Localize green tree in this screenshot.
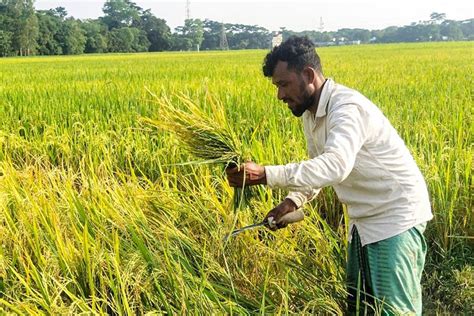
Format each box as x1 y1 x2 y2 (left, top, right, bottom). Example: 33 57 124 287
430 12 447 24
1 0 38 56
133 9 170 51
0 4 13 55
336 28 371 42
174 18 204 51
0 29 12 56
440 20 464 40
130 27 150 52
107 26 149 52
54 17 86 55
201 19 221 50
170 34 193 51
200 20 271 51
225 23 270 49
36 9 63 55
107 27 133 52
102 0 140 30
459 19 474 40
81 19 108 53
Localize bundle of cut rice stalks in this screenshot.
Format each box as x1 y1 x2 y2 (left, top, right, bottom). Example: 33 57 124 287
140 91 252 209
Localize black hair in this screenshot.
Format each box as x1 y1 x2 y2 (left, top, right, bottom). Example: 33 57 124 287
262 36 322 77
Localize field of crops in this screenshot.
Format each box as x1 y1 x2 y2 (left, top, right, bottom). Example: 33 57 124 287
0 42 472 314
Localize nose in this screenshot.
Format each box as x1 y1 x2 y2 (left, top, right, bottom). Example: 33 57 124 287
277 87 286 101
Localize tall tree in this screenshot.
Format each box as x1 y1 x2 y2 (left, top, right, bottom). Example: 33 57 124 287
440 20 463 40
81 19 108 53
102 0 141 30
201 19 221 50
0 29 12 56
1 0 38 56
173 18 204 51
0 4 13 55
133 9 170 51
107 26 149 52
459 19 474 40
36 9 63 55
58 18 86 54
430 12 447 25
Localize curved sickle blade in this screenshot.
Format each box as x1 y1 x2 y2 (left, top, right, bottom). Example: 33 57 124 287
223 221 266 241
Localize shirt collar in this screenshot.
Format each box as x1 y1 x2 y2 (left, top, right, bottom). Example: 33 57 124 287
315 78 334 118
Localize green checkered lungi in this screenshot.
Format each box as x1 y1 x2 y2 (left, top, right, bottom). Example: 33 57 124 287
347 223 428 315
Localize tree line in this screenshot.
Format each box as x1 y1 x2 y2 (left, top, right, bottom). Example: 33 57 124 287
0 0 472 57
284 13 473 46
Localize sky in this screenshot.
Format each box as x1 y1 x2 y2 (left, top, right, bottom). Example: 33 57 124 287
35 0 474 32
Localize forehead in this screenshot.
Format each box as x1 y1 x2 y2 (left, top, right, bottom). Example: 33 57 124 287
272 61 299 84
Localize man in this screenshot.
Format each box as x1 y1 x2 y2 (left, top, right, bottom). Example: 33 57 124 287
226 36 433 315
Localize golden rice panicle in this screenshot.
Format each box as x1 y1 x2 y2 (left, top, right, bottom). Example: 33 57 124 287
141 91 244 166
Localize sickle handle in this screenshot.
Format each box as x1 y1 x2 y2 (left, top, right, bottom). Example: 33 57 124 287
277 209 305 225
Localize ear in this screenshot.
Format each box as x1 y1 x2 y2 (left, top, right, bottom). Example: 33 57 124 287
302 67 316 83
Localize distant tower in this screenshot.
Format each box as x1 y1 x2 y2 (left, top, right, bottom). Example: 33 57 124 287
318 17 325 32
220 23 229 50
186 0 191 20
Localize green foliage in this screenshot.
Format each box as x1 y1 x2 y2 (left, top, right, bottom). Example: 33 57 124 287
58 19 86 55
107 26 149 53
424 263 473 313
36 10 63 55
101 0 140 30
201 20 272 50
282 17 474 44
136 9 171 51
0 30 12 56
170 34 193 51
81 19 108 53
0 0 38 55
173 18 205 51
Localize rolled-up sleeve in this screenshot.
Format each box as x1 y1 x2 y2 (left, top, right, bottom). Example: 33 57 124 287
285 189 320 208
265 103 368 192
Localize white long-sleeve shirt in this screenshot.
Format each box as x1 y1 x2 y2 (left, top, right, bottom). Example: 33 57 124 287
265 79 433 246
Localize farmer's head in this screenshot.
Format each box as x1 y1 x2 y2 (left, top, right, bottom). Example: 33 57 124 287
263 36 323 117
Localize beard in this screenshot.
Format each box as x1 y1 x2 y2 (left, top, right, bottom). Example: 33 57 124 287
290 81 315 117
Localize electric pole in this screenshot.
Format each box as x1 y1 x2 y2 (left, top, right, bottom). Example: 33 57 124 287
186 0 191 20
318 17 324 32
220 23 229 50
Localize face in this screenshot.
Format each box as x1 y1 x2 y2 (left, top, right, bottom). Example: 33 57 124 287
272 61 315 117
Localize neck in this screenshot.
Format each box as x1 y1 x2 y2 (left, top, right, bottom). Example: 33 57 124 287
308 75 327 115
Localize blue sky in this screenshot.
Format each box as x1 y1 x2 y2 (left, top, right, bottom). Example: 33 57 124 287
35 0 473 32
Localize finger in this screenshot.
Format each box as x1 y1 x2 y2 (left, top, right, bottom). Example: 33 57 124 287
276 222 288 229
264 221 278 231
228 179 239 187
228 174 241 181
267 216 277 229
228 178 243 188
226 167 239 174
